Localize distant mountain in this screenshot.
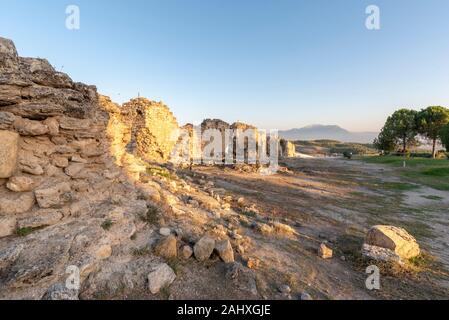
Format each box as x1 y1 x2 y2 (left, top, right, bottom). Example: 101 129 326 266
279 125 378 144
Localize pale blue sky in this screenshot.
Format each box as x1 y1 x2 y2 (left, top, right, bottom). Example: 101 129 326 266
1 0 449 131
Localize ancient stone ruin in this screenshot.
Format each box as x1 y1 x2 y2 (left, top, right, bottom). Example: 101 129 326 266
121 98 179 162
279 139 296 158
0 37 270 299
0 36 430 301
0 38 149 298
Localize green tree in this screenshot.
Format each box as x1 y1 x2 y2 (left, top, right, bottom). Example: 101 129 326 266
440 123 449 152
416 106 449 158
375 109 418 153
374 124 396 153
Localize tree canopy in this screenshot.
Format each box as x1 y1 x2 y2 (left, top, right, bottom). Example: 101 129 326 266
416 106 449 158
375 108 418 153
376 106 449 157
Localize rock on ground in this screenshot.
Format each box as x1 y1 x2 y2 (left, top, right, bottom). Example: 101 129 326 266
181 245 193 260
194 235 216 261
159 227 171 236
362 244 403 264
365 225 420 260
215 239 234 263
148 263 176 294
318 243 333 259
154 235 178 259
42 283 79 300
300 292 313 300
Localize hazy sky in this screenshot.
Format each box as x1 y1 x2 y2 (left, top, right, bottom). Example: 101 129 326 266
1 0 449 131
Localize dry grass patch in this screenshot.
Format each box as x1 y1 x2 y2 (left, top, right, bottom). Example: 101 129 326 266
272 222 297 236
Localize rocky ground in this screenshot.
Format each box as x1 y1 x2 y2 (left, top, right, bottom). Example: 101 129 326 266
1 37 448 300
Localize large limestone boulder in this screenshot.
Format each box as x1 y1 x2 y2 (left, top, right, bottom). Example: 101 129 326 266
0 130 19 178
364 225 420 260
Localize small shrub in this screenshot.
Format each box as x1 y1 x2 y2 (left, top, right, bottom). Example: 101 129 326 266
140 206 159 225
16 227 35 237
101 219 114 231
408 253 436 272
241 210 257 218
272 222 297 236
147 166 172 179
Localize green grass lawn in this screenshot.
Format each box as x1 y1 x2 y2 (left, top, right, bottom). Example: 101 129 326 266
359 156 449 191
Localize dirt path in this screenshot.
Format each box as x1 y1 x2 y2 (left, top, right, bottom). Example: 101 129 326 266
190 158 449 299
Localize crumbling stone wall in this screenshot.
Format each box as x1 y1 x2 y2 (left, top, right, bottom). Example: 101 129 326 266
121 98 179 162
201 119 230 163
279 139 296 158
0 36 116 238
0 38 149 299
